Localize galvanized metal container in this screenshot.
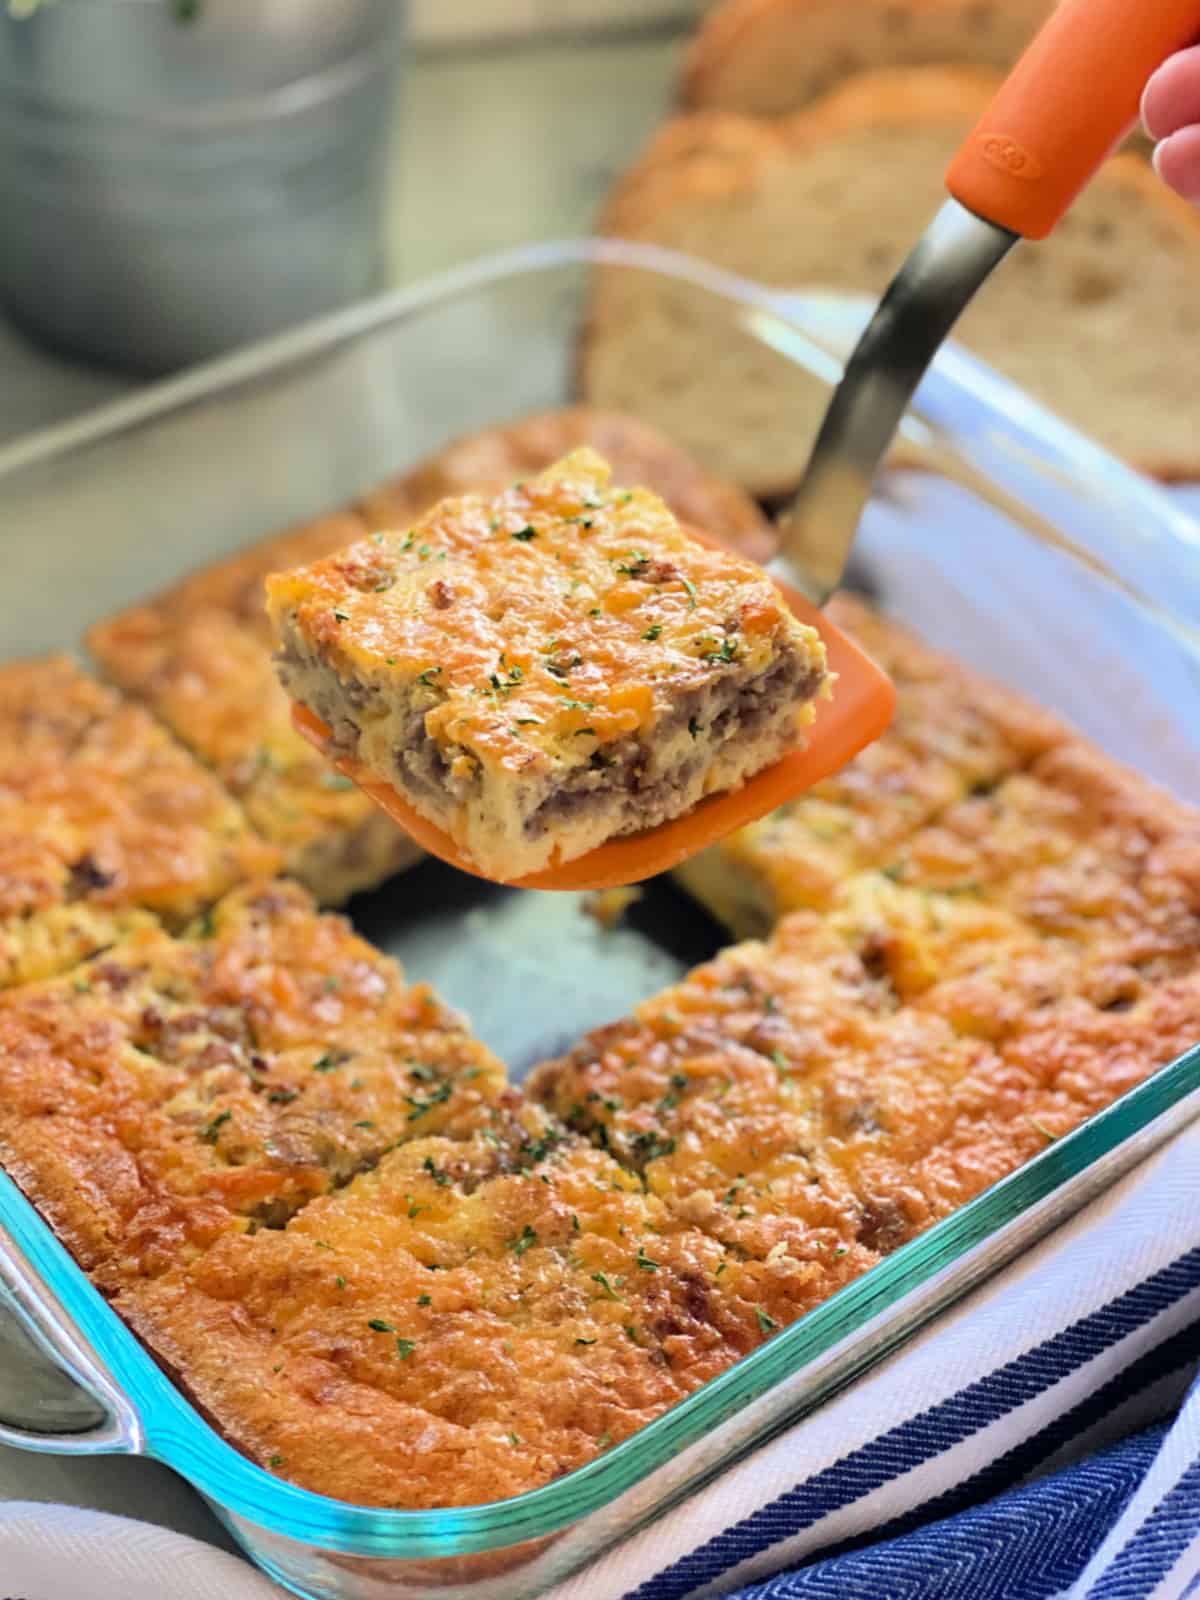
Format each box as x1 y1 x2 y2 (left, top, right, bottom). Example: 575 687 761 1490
0 0 406 374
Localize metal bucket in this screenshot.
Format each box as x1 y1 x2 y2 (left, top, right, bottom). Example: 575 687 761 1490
0 0 407 375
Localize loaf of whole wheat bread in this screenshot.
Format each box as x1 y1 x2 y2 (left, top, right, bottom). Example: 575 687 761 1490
680 0 1054 116
584 68 1200 494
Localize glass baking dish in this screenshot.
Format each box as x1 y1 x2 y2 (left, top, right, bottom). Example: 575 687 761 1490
0 239 1198 1600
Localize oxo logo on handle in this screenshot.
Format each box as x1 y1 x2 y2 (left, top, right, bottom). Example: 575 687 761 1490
978 134 1045 181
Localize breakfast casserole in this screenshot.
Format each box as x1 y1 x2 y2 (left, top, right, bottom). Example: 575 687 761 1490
0 582 1195 1511
87 512 423 907
0 655 278 991
118 1135 768 1508
268 450 829 880
0 879 527 1294
673 593 1070 935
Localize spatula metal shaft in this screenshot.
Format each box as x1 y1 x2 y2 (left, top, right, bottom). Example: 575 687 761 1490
774 199 1017 603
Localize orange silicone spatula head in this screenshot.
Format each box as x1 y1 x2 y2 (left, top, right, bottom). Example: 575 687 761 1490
291 570 894 894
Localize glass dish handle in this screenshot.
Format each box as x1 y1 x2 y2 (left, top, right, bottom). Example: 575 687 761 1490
0 1221 142 1456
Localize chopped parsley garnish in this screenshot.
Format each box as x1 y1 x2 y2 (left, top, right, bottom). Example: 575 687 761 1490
591 1271 621 1301
489 662 524 695
200 1109 232 1145
410 1063 439 1082
417 1293 432 1307
771 1050 790 1074
687 716 701 739
625 1325 641 1344
509 1224 538 1257
703 636 738 665
575 1336 597 1346
574 727 596 738
268 1454 285 1469
312 1053 338 1073
641 624 663 642
406 1197 426 1219
636 1245 659 1272
629 1131 676 1163
405 1080 453 1120
367 1319 396 1333
320 773 355 791
561 697 595 711
335 1275 347 1290
266 1088 297 1105
422 1157 452 1187
353 1119 375 1129
756 1307 778 1334
680 576 699 610
615 551 651 579
1028 1116 1058 1143
417 667 442 686
332 609 350 623
511 525 537 541
395 1338 416 1360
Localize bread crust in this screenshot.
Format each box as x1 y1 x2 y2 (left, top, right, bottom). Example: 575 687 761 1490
679 0 1054 116
588 67 1200 488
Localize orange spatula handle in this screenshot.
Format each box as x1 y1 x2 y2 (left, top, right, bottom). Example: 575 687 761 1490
946 0 1200 240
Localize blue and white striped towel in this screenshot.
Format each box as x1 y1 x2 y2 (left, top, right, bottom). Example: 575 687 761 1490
2 1119 1198 1600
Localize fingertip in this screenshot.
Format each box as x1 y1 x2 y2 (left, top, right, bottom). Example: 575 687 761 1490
1153 125 1200 205
1142 45 1200 141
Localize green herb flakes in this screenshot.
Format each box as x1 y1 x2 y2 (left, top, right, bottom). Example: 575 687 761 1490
200 1109 231 1145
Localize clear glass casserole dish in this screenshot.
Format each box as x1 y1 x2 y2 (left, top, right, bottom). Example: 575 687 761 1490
0 239 1198 1600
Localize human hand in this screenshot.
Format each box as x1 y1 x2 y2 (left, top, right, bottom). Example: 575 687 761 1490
1143 46 1200 203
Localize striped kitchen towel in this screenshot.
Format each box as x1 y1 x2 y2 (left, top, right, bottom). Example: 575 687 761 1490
2 1119 1199 1600
544 1117 1200 1600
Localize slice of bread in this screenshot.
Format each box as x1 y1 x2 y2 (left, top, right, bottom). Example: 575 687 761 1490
584 68 1200 494
681 0 1054 117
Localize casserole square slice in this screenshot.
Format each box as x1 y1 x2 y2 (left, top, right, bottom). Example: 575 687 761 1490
87 513 421 906
268 450 829 880
0 879 530 1291
0 655 279 989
